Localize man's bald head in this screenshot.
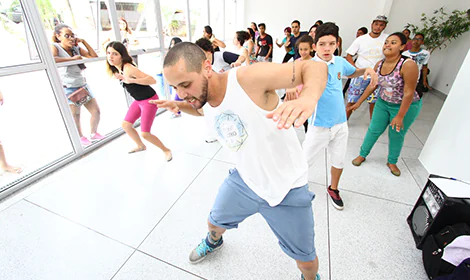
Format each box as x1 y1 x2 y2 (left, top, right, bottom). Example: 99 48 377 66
163 42 207 73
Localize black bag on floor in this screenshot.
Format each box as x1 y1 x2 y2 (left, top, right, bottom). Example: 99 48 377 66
435 258 470 280
422 223 470 279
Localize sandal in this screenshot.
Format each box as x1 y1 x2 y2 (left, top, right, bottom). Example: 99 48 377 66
352 156 366 166
387 163 401 177
128 146 146 154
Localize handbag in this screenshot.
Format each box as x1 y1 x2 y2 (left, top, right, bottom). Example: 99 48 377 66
68 87 91 106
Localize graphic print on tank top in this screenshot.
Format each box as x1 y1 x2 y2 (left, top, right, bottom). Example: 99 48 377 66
214 110 248 152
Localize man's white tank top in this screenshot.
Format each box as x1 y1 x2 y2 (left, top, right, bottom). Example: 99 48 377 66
203 68 308 206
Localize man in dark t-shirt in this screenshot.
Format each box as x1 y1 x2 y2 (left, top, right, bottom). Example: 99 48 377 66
255 23 273 62
290 20 308 59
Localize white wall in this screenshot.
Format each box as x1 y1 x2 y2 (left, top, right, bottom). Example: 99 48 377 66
372 0 470 95
242 0 389 63
419 49 470 183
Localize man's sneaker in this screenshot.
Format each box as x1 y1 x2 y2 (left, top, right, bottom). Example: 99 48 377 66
204 136 218 143
90 133 105 141
301 273 321 280
327 186 344 210
80 136 92 146
189 235 223 264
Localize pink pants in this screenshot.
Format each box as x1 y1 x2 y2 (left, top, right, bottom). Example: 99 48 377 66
124 95 159 132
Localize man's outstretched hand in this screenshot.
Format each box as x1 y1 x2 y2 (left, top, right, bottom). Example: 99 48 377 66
149 99 180 114
266 95 316 129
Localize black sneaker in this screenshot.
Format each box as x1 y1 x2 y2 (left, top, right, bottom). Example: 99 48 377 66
327 186 344 210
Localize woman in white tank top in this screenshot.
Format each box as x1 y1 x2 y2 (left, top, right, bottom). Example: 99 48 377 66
231 31 250 67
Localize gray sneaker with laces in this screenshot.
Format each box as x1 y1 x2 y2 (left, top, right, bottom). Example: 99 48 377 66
189 235 224 264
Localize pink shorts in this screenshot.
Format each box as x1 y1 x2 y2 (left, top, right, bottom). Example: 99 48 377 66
124 94 159 132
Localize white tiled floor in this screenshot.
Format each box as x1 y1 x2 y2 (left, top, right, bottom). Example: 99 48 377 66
0 91 444 280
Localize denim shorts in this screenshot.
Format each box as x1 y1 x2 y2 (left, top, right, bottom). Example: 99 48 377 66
209 168 317 262
63 84 95 105
346 77 378 104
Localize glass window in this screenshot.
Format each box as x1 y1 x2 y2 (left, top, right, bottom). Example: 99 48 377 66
188 0 208 41
72 60 130 138
160 0 189 47
102 0 161 51
209 0 224 40
136 52 170 101
39 0 98 49
225 0 236 40
0 0 41 67
0 71 74 192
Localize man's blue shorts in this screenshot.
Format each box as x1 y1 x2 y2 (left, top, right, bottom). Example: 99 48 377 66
209 168 317 262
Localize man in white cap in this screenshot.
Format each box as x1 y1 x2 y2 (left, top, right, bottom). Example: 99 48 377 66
345 15 388 119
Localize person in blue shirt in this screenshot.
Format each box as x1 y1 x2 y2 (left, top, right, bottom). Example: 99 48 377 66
276 27 295 63
302 23 377 210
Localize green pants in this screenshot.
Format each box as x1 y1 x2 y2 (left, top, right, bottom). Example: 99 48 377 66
360 98 422 164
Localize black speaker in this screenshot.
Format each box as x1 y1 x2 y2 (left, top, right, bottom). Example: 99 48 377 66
407 175 470 249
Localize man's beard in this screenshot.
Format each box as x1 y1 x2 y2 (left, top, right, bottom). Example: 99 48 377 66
187 76 208 109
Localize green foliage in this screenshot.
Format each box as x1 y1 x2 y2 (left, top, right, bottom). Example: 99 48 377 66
10 0 20 9
170 19 179 29
405 7 470 54
35 0 57 30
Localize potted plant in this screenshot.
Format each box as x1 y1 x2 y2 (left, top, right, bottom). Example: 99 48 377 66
405 7 470 54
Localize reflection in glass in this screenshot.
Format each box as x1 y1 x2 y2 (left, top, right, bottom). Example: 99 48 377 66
189 0 209 42
35 0 102 49
0 1 40 67
0 71 74 191
98 0 161 51
161 0 189 47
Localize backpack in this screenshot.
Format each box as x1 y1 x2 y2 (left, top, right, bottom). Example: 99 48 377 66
422 223 470 279
435 258 470 280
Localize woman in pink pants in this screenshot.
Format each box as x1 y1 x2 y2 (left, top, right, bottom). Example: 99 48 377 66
105 41 172 161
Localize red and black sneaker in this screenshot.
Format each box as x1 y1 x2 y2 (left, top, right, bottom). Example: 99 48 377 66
327 186 344 210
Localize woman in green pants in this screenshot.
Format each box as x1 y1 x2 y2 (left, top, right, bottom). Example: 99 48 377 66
348 32 422 176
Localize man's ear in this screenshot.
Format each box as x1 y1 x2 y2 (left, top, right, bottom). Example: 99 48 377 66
203 59 212 75
312 43 317 52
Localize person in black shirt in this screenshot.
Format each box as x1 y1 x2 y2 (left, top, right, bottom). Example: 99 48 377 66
106 41 172 161
255 23 273 62
290 20 309 59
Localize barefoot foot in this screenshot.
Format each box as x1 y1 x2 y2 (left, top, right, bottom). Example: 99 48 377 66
128 146 146 154
164 150 173 162
1 165 23 174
